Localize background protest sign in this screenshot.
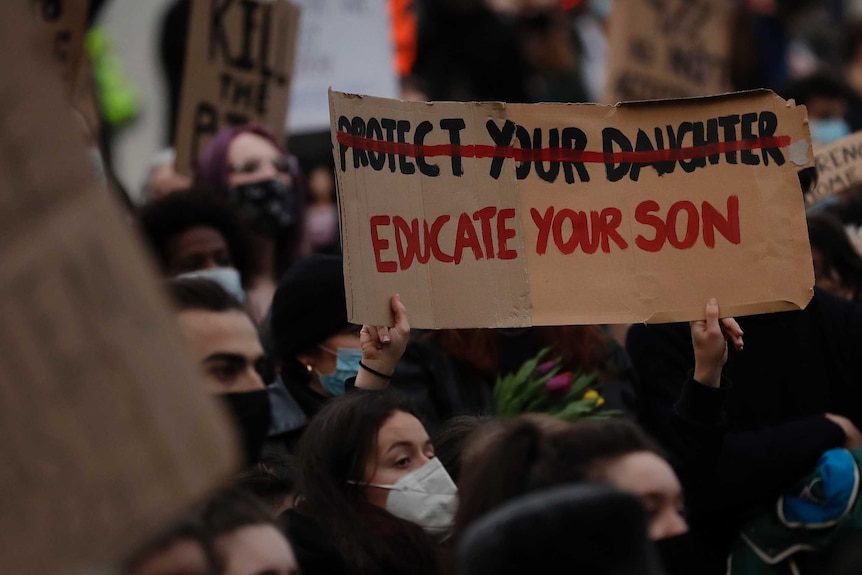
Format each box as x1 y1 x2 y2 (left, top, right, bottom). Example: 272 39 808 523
32 0 91 92
805 131 862 206
604 0 733 104
330 89 814 328
174 0 301 175
0 2 237 573
286 0 399 134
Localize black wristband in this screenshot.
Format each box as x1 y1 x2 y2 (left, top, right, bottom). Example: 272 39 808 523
359 361 393 379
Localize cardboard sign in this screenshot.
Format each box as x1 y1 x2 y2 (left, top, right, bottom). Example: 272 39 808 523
330 89 814 328
805 131 862 206
33 0 91 92
0 2 237 573
604 0 733 104
175 0 301 175
286 0 399 134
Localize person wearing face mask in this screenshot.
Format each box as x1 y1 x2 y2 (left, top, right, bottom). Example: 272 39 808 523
285 396 455 575
138 190 254 305
780 73 859 145
277 288 455 575
194 124 308 325
168 277 272 467
263 254 367 456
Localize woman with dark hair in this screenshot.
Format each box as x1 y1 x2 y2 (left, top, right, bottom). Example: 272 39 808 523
807 212 862 304
453 416 687 542
194 124 307 324
281 295 455 575
285 391 452 575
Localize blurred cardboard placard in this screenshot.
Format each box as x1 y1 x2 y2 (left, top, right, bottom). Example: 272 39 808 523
286 0 399 134
330 89 814 328
175 0 301 175
604 0 733 104
0 2 238 573
32 0 91 92
805 131 862 206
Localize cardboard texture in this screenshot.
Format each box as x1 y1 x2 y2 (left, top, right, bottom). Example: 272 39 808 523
604 0 733 104
0 2 238 573
33 0 91 93
805 131 862 206
330 89 815 328
174 0 301 175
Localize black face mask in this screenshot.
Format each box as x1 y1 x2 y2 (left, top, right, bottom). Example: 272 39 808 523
228 179 296 238
220 389 272 467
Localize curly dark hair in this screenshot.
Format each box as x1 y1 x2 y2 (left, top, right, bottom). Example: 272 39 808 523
137 191 254 286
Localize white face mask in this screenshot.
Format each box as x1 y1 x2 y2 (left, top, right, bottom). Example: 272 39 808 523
356 458 458 538
176 267 246 303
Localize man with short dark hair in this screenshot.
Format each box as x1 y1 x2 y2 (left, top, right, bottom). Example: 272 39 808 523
169 278 266 394
168 277 270 466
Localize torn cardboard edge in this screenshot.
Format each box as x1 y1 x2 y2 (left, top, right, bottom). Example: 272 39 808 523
642 292 814 324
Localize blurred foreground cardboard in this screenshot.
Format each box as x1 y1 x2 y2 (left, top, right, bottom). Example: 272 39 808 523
0 2 238 573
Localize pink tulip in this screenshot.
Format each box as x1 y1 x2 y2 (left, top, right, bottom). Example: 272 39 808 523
536 360 557 375
546 372 573 395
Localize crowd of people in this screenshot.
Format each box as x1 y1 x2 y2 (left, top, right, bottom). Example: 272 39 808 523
64 0 862 574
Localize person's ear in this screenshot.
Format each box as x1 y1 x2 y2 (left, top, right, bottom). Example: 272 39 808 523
296 352 315 372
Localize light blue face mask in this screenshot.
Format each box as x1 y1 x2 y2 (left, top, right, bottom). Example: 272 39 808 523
810 118 851 145
176 267 246 303
317 347 363 396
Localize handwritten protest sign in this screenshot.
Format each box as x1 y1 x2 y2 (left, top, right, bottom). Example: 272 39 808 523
805 131 862 206
330 89 814 328
604 0 733 104
175 0 301 175
0 2 237 573
32 0 91 92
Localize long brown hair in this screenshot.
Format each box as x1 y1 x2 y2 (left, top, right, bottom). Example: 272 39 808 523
294 392 440 575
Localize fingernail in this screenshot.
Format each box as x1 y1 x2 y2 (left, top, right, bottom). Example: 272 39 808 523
382 335 390 343
709 297 717 306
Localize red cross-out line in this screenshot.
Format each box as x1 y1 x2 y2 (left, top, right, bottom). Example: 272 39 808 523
336 132 793 164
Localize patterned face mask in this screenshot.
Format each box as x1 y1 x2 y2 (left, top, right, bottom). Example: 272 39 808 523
228 178 296 238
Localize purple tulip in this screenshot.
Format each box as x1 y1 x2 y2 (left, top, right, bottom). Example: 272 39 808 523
546 372 573 395
536 360 557 375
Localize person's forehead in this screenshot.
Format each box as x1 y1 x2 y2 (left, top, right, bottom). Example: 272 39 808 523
228 132 281 162
177 309 262 359
808 96 848 118
605 452 680 494
321 330 361 350
169 226 229 256
132 538 210 575
376 411 429 448
217 524 296 572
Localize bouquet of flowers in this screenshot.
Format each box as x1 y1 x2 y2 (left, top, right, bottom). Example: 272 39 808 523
493 347 612 422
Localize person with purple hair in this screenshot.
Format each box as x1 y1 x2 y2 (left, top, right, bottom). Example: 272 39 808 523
194 124 307 324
